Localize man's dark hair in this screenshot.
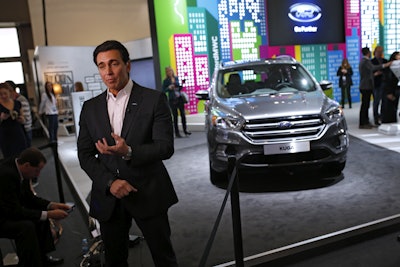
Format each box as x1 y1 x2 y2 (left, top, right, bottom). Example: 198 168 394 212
93 40 130 65
362 47 370 56
17 147 47 167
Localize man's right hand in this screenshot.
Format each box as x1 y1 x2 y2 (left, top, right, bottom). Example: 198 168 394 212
109 179 138 199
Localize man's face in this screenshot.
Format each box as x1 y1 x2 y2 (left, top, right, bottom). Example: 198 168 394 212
96 49 131 91
21 162 45 180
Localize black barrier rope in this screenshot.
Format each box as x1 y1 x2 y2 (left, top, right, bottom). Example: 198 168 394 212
37 141 65 203
199 156 244 267
36 110 65 203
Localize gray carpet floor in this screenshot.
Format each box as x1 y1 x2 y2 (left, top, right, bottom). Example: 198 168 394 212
160 133 400 266
2 132 400 267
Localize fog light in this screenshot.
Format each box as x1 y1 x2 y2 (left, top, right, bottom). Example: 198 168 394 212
216 144 228 158
335 134 348 149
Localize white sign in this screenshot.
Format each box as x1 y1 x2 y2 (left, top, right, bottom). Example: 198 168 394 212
71 91 99 138
264 141 310 155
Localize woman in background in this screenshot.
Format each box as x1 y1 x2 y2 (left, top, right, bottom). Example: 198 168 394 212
337 58 353 108
0 82 27 158
74 81 84 92
39 81 59 142
162 66 191 137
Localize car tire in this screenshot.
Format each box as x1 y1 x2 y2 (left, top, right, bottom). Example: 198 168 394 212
209 163 228 185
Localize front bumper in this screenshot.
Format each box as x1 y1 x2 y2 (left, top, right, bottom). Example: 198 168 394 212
208 120 348 173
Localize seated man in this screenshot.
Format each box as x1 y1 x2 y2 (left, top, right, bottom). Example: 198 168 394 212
0 147 72 266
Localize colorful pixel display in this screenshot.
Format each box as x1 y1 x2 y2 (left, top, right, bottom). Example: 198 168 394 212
152 0 391 114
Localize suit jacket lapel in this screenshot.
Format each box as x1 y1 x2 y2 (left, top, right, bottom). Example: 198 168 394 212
121 82 142 138
98 91 113 135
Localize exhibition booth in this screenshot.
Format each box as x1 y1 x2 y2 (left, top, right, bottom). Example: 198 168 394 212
27 0 400 266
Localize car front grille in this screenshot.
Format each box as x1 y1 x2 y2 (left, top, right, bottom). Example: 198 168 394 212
242 114 325 143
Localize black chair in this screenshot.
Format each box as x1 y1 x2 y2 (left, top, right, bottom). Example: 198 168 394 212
227 73 248 95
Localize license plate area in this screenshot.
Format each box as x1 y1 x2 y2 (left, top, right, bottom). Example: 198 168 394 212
263 141 310 155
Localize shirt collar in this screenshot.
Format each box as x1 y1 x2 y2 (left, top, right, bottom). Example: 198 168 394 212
106 80 133 100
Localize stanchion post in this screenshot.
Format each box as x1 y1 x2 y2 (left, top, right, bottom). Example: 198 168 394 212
49 141 65 203
228 156 244 267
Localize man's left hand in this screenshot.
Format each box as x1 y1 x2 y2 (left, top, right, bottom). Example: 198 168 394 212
95 133 130 157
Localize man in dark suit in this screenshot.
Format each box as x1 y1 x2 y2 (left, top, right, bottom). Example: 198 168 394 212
359 47 391 129
0 147 71 267
77 40 178 267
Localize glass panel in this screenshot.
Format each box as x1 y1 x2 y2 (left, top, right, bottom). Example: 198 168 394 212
0 62 25 84
0 28 21 58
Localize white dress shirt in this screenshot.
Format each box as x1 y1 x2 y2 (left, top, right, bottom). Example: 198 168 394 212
107 80 133 136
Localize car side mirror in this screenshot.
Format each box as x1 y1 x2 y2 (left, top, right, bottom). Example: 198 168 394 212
319 80 332 91
195 89 210 100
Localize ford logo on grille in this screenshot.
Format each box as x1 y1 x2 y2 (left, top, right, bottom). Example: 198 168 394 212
288 3 322 23
278 121 293 129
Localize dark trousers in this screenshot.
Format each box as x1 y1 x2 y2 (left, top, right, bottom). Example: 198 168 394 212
359 89 373 126
373 85 384 122
46 115 58 142
0 219 55 267
340 85 352 108
25 129 32 147
381 92 400 123
169 100 187 135
100 201 178 267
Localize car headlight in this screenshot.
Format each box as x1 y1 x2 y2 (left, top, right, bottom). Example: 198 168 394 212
325 105 344 122
210 109 243 130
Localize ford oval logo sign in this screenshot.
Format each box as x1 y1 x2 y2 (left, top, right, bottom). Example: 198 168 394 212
288 3 322 23
278 121 293 129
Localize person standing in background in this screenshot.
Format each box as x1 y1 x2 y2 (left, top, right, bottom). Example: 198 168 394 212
381 51 400 123
74 81 85 92
77 40 179 267
371 45 389 126
337 58 353 109
359 47 391 129
39 81 59 142
0 82 28 158
5 80 33 147
162 66 191 138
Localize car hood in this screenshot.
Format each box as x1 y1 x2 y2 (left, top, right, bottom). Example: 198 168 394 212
215 91 331 119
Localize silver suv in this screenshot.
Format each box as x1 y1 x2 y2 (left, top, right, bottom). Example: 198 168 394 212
196 56 349 184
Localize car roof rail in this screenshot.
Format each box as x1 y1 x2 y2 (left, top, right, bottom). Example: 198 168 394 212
221 58 264 67
220 56 297 67
275 55 297 62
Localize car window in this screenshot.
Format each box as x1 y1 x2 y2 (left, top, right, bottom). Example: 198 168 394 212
216 63 316 98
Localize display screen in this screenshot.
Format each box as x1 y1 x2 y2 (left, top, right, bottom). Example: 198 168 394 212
129 58 156 90
267 0 345 46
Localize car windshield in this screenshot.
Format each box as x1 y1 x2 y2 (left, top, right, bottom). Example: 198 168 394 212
216 63 316 98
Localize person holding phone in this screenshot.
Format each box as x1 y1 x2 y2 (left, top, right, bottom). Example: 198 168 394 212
162 66 191 137
0 147 72 266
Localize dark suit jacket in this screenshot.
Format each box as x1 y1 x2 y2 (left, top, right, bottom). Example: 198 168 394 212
77 81 178 222
371 57 388 88
359 57 384 90
0 157 50 225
